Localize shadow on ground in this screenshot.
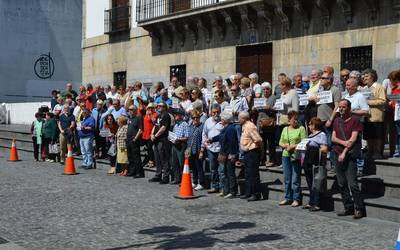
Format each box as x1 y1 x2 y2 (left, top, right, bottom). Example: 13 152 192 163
104 221 284 249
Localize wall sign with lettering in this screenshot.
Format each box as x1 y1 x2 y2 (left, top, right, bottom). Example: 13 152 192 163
34 53 54 79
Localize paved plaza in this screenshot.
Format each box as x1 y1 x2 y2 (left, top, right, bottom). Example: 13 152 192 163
0 150 398 250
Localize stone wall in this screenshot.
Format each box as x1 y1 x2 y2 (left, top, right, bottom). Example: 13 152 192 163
83 23 400 87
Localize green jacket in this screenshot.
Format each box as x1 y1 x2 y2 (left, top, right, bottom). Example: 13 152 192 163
42 118 58 140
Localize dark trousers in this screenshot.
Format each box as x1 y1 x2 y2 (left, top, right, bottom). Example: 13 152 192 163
127 140 143 176
142 139 155 165
154 137 171 181
261 129 276 163
334 153 364 210
304 165 327 206
243 149 261 196
190 153 204 186
224 159 238 195
171 143 186 182
95 135 107 158
32 137 44 160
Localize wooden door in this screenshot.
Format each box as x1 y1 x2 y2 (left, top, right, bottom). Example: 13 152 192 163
237 43 272 83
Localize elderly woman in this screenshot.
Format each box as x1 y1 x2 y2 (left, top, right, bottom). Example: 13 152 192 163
302 117 328 211
278 77 299 126
186 110 205 190
142 103 158 168
217 112 239 198
179 88 193 113
361 69 386 159
279 111 306 207
116 116 129 176
104 114 119 174
191 87 207 112
255 82 277 167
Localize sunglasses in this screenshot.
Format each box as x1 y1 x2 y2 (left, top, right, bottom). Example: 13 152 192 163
321 77 331 80
128 109 135 111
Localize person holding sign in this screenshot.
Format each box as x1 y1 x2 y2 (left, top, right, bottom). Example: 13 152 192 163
277 77 299 133
255 82 277 167
278 111 306 207
170 109 190 185
362 69 386 159
302 118 328 212
317 73 341 151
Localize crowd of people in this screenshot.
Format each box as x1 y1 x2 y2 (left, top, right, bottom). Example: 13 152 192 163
30 67 400 220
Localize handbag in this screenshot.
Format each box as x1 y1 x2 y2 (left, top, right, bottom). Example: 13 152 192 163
49 142 59 154
107 143 117 157
259 116 275 128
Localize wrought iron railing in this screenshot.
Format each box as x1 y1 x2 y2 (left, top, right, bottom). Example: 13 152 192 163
104 6 131 34
136 0 219 22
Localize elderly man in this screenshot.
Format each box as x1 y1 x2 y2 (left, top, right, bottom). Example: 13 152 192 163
201 104 225 194
155 88 172 106
108 85 122 100
339 68 350 92
239 111 263 202
57 104 76 164
126 105 144 177
77 108 95 169
92 100 107 158
230 85 249 122
362 69 386 159
149 102 172 183
332 99 365 219
170 109 190 184
213 76 229 101
168 77 183 104
111 99 127 120
62 83 78 100
307 69 322 97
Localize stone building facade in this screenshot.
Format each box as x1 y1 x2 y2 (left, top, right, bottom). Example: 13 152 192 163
83 0 400 88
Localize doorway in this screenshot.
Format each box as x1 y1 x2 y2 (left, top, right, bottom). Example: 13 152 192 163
236 43 272 83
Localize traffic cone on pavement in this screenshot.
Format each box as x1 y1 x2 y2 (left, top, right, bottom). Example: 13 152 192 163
396 228 400 250
8 138 20 161
63 145 76 175
174 158 199 199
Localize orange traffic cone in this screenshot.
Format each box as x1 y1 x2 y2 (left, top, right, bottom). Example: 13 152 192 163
8 138 20 161
174 158 199 199
63 145 76 175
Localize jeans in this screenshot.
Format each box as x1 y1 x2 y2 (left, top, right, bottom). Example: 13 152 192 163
334 152 364 210
154 137 171 181
243 149 261 196
190 153 205 186
207 150 224 190
80 136 94 167
282 156 302 201
224 159 238 195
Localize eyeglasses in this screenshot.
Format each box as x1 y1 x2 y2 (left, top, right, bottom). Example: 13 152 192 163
321 77 330 80
341 74 349 78
128 109 135 111
231 89 238 92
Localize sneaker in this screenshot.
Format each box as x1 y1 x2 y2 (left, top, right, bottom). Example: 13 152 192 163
224 193 235 199
192 183 196 188
393 152 400 158
207 188 219 194
49 159 55 163
45 159 51 162
218 192 225 197
279 199 291 206
194 184 204 191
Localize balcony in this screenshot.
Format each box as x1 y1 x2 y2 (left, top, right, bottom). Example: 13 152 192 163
104 5 131 34
136 0 220 22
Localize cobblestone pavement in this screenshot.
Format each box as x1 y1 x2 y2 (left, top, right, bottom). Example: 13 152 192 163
0 150 398 250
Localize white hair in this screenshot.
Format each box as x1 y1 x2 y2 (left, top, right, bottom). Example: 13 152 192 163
249 73 258 79
238 111 250 120
220 112 233 123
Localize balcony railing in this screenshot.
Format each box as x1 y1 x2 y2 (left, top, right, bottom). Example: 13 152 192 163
136 0 219 22
104 6 131 34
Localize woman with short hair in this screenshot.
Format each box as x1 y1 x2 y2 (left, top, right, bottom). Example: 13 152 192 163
302 117 328 211
279 111 306 207
116 116 129 176
104 114 119 174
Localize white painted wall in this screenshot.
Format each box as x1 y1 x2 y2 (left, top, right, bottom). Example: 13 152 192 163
5 102 51 125
85 0 109 38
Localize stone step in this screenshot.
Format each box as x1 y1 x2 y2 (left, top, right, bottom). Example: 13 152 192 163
265 183 400 223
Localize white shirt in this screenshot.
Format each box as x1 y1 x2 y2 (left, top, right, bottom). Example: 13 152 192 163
344 91 370 111
201 117 224 153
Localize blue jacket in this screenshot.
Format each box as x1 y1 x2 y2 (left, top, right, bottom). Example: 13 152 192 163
212 123 239 155
78 116 95 138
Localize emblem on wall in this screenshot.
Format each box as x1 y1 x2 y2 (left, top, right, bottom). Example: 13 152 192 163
34 53 54 79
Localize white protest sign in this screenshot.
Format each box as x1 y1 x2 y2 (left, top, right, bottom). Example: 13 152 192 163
99 128 112 137
298 94 309 106
253 98 266 108
168 131 178 143
317 91 333 104
172 98 180 109
296 139 310 151
273 99 284 111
